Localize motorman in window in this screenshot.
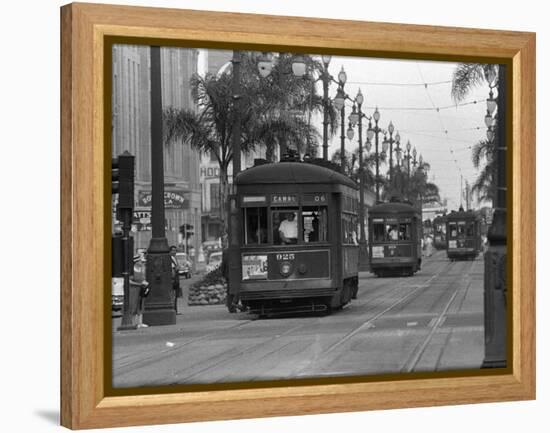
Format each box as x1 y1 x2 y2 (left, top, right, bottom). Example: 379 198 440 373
279 212 298 244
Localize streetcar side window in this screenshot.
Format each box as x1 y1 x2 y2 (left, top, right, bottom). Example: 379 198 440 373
342 213 358 245
272 208 299 245
302 206 328 243
243 207 268 245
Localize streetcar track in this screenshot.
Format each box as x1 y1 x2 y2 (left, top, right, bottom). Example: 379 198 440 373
113 317 259 376
321 271 445 355
400 283 464 372
400 259 476 373
114 254 477 385
175 322 314 383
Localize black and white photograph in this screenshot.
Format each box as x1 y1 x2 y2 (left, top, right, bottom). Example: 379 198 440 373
110 45 508 388
3 0 546 432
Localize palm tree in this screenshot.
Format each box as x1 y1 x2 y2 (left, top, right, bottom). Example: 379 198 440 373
331 147 384 190
165 51 336 235
249 53 338 161
451 63 498 203
164 71 255 235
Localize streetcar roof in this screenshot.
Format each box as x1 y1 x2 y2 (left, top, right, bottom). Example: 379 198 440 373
235 161 358 189
445 209 480 220
369 201 421 216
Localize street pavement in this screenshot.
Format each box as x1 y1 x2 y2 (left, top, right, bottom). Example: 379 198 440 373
112 250 484 388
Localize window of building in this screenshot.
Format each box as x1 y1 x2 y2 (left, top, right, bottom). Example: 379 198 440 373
210 183 220 213
302 206 328 243
272 208 299 245
244 207 268 245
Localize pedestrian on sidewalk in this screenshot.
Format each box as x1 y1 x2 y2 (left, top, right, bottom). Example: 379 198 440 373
132 256 149 328
170 245 183 314
424 235 433 257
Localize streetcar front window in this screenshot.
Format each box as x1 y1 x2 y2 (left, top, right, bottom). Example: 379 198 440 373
449 222 458 238
457 221 466 236
273 208 299 245
244 207 268 245
466 222 475 237
399 222 412 240
373 222 386 242
302 206 328 243
386 223 399 241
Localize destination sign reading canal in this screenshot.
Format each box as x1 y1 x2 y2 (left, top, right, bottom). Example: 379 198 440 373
271 194 297 205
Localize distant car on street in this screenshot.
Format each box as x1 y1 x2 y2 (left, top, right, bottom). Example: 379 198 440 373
206 251 222 273
175 252 192 278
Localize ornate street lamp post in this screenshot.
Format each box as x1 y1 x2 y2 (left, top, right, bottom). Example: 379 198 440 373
367 108 382 202
405 140 412 199
321 55 332 160
387 121 396 184
332 66 348 171
143 46 176 326
482 64 508 369
346 88 372 270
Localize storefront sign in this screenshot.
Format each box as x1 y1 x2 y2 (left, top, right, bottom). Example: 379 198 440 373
138 190 189 209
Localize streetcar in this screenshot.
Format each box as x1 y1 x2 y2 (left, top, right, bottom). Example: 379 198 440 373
433 215 447 250
367 198 423 277
226 156 359 315
445 207 482 260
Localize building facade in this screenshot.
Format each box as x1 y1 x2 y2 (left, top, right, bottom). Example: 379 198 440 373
112 45 201 257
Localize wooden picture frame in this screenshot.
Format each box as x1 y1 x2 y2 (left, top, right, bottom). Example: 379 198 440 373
60 2 535 429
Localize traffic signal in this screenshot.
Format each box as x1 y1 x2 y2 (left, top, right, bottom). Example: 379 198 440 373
112 233 134 277
179 223 194 239
112 151 135 216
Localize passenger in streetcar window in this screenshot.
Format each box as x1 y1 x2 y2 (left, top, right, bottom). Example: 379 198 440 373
279 212 298 244
388 225 399 241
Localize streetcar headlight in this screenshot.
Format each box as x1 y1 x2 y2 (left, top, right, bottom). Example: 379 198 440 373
280 261 292 277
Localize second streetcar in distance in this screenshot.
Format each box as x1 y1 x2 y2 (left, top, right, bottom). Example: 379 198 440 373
368 198 423 277
445 207 482 260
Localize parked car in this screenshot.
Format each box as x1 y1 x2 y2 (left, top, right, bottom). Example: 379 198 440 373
112 277 124 313
175 252 192 278
206 251 222 273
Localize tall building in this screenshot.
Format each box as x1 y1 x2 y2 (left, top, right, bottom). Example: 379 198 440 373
112 45 201 256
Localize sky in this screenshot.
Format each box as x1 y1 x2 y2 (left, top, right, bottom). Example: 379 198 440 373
317 55 493 211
